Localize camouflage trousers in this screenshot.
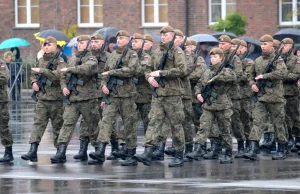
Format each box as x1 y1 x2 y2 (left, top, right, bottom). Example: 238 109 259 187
285 96 300 137
0 103 13 147
231 99 245 141
249 101 287 143
192 103 201 133
30 100 64 148
240 98 254 140
58 99 100 147
195 108 233 149
97 97 138 149
143 96 185 152
79 98 102 146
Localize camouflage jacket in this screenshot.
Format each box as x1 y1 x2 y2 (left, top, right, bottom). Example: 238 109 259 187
181 50 194 99
101 44 138 98
61 50 99 102
145 48 154 57
0 60 9 102
145 43 187 97
31 52 66 101
223 49 242 100
247 50 287 103
188 52 207 104
134 49 152 103
238 54 254 98
91 49 110 98
281 52 300 96
195 62 236 111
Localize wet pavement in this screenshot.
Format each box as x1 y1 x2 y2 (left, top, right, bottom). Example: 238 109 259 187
1 102 300 194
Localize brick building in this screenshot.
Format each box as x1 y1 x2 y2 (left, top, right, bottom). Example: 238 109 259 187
0 0 297 59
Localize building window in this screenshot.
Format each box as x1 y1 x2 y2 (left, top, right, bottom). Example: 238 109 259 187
142 0 168 27
78 0 103 27
15 0 40 28
279 0 300 25
209 0 236 25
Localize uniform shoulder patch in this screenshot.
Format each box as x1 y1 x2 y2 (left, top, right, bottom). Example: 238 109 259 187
196 63 202 66
131 53 137 57
178 51 182 54
297 61 300 64
60 60 64 63
89 57 96 61
186 53 190 56
237 61 241 64
1 65 6 68
279 59 284 62
144 55 148 59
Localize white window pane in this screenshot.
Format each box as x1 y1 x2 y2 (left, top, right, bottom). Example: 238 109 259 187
18 0 27 6
18 7 27 24
94 0 103 4
81 6 90 23
31 0 39 6
211 4 221 22
145 5 154 23
282 2 293 21
212 0 221 4
145 0 154 4
159 0 167 4
80 0 89 5
159 5 168 22
94 5 103 23
31 7 39 23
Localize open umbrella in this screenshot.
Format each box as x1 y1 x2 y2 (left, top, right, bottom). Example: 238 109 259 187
0 38 31 49
239 36 262 60
34 32 67 46
37 29 69 41
189 34 218 45
211 31 237 39
94 27 120 38
273 28 300 43
67 36 79 47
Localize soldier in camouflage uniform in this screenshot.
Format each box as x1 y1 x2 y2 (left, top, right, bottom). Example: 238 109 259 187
0 59 14 162
50 35 100 163
89 30 138 165
280 38 300 152
21 36 66 162
235 39 255 156
187 48 236 164
244 34 288 161
134 26 187 168
143 34 154 56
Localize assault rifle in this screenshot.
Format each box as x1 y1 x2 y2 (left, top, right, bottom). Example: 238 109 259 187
196 44 241 110
63 41 91 105
151 33 177 97
251 46 283 103
31 51 60 102
97 37 109 79
103 38 132 104
133 40 146 85
179 36 187 50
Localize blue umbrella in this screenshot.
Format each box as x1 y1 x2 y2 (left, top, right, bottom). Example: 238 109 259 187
67 36 78 47
0 38 31 49
189 34 218 45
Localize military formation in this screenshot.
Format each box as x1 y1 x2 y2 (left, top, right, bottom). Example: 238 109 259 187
0 25 300 168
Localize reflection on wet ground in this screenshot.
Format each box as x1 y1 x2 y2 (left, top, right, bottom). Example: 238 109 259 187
1 102 300 194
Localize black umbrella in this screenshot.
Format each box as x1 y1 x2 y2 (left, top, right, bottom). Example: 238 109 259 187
37 29 69 41
273 28 300 43
211 31 237 39
239 36 262 60
189 34 218 45
94 27 120 38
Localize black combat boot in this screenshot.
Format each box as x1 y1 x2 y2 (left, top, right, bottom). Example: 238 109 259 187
89 142 107 163
50 144 67 163
152 142 165 161
296 137 300 149
134 146 154 166
73 140 88 161
164 146 175 157
263 132 276 151
0 146 14 162
121 148 137 166
220 149 233 164
112 143 128 160
259 132 270 149
272 143 286 160
292 137 300 152
234 140 244 159
203 140 219 160
107 141 119 160
87 147 103 165
168 151 184 167
21 143 38 162
186 143 205 161
243 141 258 161
245 140 250 153
183 143 193 162
287 135 295 150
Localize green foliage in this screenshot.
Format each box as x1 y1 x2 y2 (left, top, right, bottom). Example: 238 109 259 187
211 12 248 36
62 23 79 39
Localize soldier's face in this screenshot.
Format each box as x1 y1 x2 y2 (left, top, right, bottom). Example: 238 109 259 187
132 39 143 50
211 54 223 65
219 42 231 51
240 46 247 55
282 44 293 54
161 32 174 44
78 41 88 51
190 45 196 51
184 46 192 52
174 36 183 47
297 50 300 57
91 40 104 50
117 36 130 47
43 43 57 53
261 42 273 53
143 40 153 50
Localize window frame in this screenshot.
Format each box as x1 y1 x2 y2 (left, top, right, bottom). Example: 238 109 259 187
77 0 104 28
141 0 168 27
15 0 40 28
208 0 236 25
279 0 300 26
